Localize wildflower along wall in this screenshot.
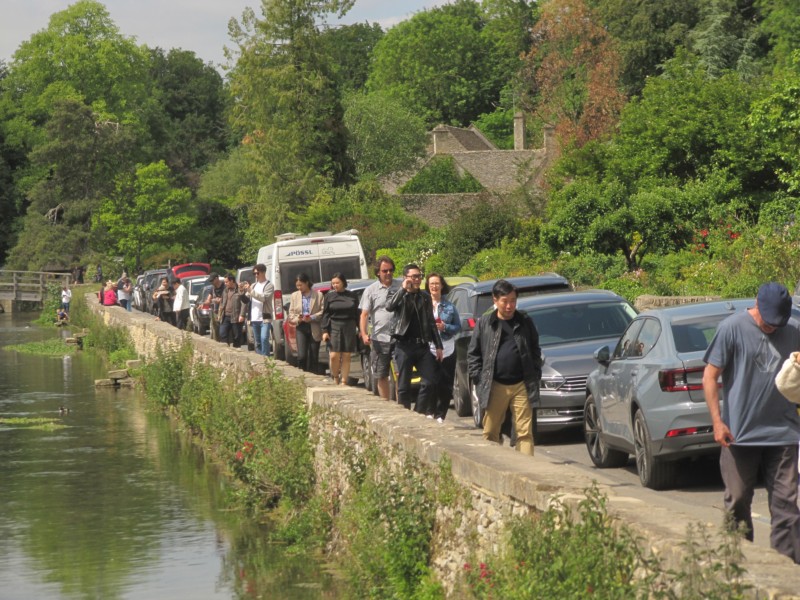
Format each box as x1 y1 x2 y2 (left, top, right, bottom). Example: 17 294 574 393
90 298 800 597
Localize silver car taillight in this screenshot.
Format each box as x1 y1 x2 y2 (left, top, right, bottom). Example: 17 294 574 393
658 367 705 392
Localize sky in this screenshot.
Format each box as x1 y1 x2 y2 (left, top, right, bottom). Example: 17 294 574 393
1 0 447 71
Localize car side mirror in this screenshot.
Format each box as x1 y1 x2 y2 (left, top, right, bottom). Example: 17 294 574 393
594 345 611 366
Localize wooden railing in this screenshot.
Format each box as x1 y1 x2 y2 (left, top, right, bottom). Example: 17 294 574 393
0 270 72 303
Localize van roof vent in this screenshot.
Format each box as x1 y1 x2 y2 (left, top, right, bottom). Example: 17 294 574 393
335 228 360 236
306 231 333 237
275 232 301 241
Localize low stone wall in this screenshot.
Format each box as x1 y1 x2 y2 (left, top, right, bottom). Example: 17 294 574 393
636 294 722 311
90 297 800 597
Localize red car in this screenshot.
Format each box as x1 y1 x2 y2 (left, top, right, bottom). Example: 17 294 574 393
170 263 211 280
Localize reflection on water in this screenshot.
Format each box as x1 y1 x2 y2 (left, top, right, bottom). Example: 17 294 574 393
0 312 339 599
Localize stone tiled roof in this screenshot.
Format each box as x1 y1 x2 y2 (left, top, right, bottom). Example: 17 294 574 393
432 124 495 152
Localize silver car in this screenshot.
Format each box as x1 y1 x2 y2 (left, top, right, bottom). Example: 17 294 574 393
584 299 753 490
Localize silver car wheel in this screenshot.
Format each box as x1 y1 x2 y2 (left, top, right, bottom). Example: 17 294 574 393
584 394 627 468
633 410 676 490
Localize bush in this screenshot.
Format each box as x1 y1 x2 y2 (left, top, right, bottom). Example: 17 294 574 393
435 200 520 274
399 156 483 194
456 485 750 599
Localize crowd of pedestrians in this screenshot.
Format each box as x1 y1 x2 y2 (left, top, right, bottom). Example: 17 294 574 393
91 259 800 566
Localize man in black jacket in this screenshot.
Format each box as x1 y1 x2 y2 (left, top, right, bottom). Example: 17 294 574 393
467 279 542 455
386 263 443 410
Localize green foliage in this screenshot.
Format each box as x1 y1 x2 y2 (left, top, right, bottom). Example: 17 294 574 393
227 0 354 243
399 156 484 194
144 347 314 513
5 99 139 271
366 0 532 126
5 338 77 357
141 342 193 408
291 180 428 262
343 91 428 179
319 22 385 92
457 484 750 599
472 107 515 149
590 0 701 96
337 456 441 599
34 283 63 325
146 47 230 188
93 160 195 272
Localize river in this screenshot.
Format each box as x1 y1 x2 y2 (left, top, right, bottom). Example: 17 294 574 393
0 312 339 600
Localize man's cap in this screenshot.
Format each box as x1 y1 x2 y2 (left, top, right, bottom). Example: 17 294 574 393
757 282 792 328
206 272 219 283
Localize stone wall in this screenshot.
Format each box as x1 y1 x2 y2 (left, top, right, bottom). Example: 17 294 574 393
90 297 800 598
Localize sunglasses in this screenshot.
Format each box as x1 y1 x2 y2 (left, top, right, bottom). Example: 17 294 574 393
380 269 395 274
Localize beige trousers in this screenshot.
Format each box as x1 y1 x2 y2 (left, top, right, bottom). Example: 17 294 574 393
482 381 534 456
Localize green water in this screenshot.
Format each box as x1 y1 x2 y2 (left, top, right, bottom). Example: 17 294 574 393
0 312 339 600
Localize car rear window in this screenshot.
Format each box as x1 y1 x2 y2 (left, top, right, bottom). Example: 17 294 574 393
188 279 206 296
525 301 636 346
671 315 728 353
474 284 571 315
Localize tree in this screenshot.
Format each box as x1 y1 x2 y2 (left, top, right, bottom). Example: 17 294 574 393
342 91 427 178
291 179 428 262
226 0 355 242
687 0 768 79
1 0 152 149
588 0 701 96
4 99 138 270
94 161 194 271
755 0 800 68
318 22 384 92
366 0 530 126
750 55 800 194
607 54 770 192
146 48 230 189
520 0 626 147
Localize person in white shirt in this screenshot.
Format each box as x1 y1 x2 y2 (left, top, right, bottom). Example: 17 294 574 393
243 263 275 356
60 285 72 313
172 279 190 330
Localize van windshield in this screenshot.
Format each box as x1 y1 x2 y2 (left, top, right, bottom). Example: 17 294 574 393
279 257 363 294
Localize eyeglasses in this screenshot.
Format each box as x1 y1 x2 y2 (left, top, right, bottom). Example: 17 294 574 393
407 274 422 280
380 269 395 274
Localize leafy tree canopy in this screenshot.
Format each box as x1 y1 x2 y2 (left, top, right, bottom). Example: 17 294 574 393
1 0 152 149
367 0 535 126
93 161 194 272
343 90 427 179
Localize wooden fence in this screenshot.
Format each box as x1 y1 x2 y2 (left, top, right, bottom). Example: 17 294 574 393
0 270 72 304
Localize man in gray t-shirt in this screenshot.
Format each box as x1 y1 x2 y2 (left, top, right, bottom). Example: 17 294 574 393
359 256 401 399
703 282 800 563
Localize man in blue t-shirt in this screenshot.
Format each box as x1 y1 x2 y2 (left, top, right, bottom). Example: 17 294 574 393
703 282 800 564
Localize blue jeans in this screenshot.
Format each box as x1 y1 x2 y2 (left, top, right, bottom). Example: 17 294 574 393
251 321 272 356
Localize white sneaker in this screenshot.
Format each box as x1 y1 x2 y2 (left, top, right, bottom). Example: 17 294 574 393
426 414 434 419
436 417 444 424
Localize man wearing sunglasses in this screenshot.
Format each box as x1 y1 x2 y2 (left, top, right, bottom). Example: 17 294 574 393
360 256 402 399
386 264 443 411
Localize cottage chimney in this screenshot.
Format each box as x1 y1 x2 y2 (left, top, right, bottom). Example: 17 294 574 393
513 112 525 150
543 124 556 155
432 124 448 155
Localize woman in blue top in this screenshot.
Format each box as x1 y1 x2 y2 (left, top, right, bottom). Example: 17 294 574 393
421 273 461 422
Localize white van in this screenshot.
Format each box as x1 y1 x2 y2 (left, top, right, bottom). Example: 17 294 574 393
256 229 369 360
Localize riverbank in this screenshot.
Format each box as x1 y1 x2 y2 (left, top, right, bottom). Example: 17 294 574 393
88 295 800 597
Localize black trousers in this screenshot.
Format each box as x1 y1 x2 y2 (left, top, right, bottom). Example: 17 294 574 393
394 340 439 411
419 351 456 420
295 322 320 373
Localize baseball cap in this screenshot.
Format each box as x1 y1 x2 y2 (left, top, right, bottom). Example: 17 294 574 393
757 282 792 328
206 272 219 284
